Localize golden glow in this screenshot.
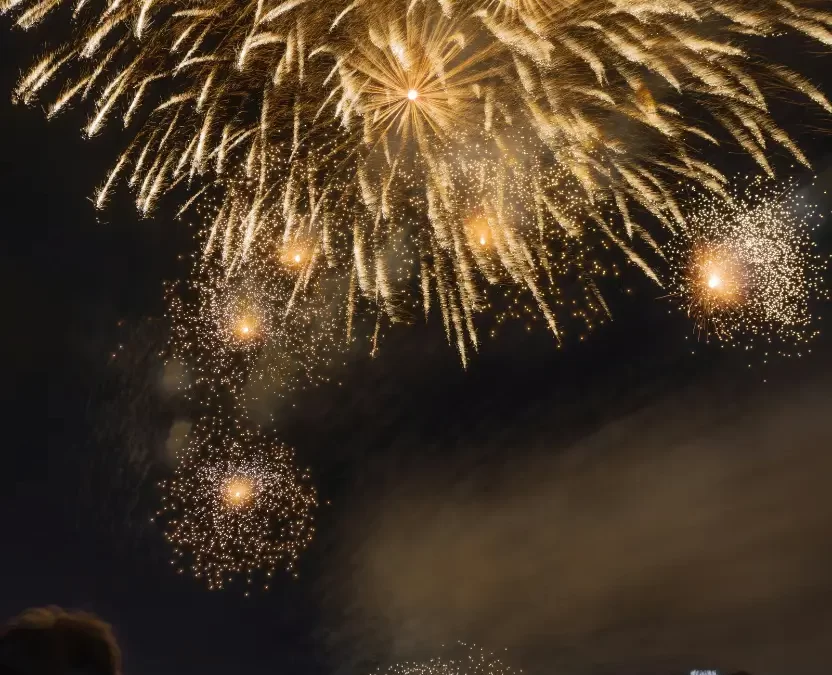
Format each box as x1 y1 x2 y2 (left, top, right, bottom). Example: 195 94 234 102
233 313 259 341
159 430 317 591
224 477 254 507
277 245 308 268
694 252 740 303
465 215 492 250
9 0 831 367
669 177 824 348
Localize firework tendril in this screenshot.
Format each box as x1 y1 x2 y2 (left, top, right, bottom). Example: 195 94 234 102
6 0 832 359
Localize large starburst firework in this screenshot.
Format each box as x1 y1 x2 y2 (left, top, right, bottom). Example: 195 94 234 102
5 0 832 359
157 424 317 591
667 176 827 350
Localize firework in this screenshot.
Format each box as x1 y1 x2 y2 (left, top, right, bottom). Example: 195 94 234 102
374 643 520 675
667 176 826 349
186 140 617 365
6 0 832 358
167 240 347 405
157 424 317 591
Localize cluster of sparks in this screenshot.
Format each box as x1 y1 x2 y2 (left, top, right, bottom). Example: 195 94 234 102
374 643 520 675
668 177 826 349
157 425 317 592
4 0 831 590
183 141 620 366
167 248 346 405
6 0 832 363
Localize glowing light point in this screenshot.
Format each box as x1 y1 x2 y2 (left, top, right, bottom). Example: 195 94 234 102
293 253 302 263
407 89 419 101
224 477 253 507
707 274 722 290
479 236 487 246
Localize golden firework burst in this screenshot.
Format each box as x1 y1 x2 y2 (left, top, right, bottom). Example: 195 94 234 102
668 176 827 350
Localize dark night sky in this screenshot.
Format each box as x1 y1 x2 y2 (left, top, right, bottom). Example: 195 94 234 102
2 17 832 675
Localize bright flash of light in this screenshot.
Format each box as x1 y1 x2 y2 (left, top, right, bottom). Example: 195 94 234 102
693 249 743 309
668 176 826 350
236 317 256 339
224 477 254 507
407 89 419 101
157 426 317 591
226 305 263 346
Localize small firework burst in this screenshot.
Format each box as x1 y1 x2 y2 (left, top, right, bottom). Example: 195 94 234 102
374 643 520 675
668 176 827 352
167 249 348 407
157 425 317 591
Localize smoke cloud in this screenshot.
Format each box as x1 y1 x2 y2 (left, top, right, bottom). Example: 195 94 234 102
334 372 832 675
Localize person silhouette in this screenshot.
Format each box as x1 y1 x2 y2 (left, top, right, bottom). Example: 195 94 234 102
0 606 121 675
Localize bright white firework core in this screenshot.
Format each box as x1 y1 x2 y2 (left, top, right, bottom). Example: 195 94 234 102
707 274 722 290
294 253 302 263
224 477 254 506
407 89 418 101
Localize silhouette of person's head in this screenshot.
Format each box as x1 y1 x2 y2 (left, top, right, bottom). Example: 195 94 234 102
0 606 121 675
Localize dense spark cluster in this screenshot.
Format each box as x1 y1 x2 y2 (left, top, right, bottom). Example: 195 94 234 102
6 0 832 360
374 643 520 675
167 240 347 404
157 425 317 591
667 177 827 348
183 140 620 365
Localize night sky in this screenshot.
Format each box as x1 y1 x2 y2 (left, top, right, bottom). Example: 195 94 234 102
2 16 832 675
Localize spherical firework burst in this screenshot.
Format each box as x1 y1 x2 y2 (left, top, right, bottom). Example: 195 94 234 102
374 643 520 675
157 424 317 591
667 176 827 349
167 241 347 405
6 0 832 359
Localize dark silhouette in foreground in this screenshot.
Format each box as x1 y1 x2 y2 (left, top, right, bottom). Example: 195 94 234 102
0 607 121 675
